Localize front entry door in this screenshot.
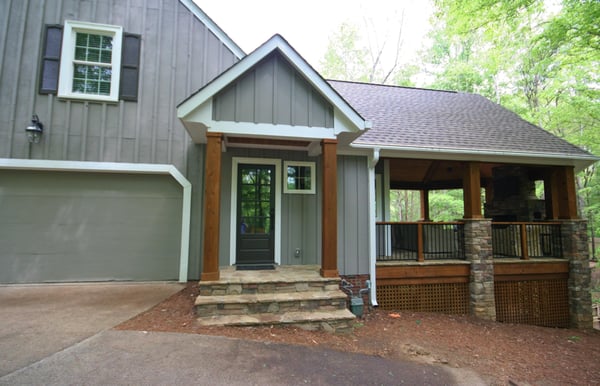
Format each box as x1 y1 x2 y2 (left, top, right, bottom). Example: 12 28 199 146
236 164 275 266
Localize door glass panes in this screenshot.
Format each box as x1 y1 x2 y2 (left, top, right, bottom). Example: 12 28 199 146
239 166 273 235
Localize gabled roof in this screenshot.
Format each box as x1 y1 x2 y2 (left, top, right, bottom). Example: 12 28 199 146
177 34 368 134
179 0 245 59
330 80 598 170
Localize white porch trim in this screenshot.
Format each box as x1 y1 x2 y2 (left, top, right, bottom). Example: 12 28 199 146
367 149 380 306
0 158 191 283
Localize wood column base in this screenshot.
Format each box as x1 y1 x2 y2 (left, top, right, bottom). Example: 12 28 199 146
201 271 220 281
320 268 339 278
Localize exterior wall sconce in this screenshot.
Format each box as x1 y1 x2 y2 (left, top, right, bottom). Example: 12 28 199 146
26 114 44 144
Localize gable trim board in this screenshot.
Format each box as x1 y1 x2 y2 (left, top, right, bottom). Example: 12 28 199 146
177 34 371 143
0 159 191 283
179 0 245 60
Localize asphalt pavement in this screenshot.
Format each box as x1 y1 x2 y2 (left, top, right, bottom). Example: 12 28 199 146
0 283 486 385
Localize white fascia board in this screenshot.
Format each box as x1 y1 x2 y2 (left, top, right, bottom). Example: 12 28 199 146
179 0 245 59
178 35 367 133
0 158 191 283
351 143 599 171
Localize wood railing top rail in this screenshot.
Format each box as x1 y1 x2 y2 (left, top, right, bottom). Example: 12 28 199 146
492 221 562 226
376 221 464 225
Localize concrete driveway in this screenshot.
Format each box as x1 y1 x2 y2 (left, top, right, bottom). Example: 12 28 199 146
0 283 486 385
0 282 183 376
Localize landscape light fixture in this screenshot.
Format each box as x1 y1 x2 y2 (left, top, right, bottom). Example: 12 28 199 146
26 114 43 144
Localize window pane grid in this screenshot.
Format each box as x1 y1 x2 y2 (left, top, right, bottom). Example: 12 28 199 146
72 32 113 95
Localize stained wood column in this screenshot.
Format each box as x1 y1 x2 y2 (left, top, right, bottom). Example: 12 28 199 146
555 166 578 219
201 132 223 281
321 139 339 278
544 168 560 220
420 189 430 221
463 162 482 219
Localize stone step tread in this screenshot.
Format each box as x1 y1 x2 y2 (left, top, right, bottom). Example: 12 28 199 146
195 290 348 306
196 309 356 327
199 278 341 287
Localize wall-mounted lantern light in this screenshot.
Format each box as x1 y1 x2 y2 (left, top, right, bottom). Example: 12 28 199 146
26 114 44 144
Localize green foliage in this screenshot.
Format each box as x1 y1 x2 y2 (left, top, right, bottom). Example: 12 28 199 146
422 0 600 226
429 190 464 221
389 190 421 222
319 23 371 82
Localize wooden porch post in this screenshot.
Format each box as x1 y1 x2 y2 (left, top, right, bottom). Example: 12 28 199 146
201 132 223 281
420 189 430 221
321 139 339 278
555 166 579 220
463 162 482 219
544 168 560 220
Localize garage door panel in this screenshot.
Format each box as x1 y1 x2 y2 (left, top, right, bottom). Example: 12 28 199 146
0 170 183 283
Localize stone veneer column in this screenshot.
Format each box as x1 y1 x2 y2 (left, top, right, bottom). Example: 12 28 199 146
561 220 593 329
464 218 496 320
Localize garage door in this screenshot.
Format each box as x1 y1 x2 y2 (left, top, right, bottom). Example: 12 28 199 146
0 170 183 283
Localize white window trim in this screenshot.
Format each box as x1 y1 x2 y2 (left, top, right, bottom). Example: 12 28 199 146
230 158 281 266
58 20 123 102
283 161 316 194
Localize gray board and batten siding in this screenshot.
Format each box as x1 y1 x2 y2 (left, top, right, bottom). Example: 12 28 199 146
217 148 370 276
0 0 241 281
212 52 335 128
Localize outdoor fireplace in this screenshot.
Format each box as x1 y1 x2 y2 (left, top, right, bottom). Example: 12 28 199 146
485 166 545 221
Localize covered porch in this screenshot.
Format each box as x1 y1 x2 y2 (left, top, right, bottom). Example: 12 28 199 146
372 157 590 328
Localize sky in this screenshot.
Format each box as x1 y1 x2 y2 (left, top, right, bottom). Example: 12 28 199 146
194 0 434 71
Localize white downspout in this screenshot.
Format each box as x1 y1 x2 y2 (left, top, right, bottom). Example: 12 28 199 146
367 148 380 306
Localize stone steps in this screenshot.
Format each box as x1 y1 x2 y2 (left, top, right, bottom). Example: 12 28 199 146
195 290 348 316
197 309 356 333
198 277 341 296
194 266 356 333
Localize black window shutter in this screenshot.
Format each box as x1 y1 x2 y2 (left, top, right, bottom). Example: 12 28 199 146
119 33 141 101
39 25 63 94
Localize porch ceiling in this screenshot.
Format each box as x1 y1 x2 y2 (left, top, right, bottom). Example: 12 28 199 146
388 159 496 190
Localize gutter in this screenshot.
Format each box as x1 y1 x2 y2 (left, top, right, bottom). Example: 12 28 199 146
351 143 599 171
0 159 191 283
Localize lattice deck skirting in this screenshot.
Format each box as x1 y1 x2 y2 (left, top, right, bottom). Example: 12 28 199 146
377 282 469 314
494 279 569 328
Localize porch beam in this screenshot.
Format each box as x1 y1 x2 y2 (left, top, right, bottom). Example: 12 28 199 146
463 162 482 219
321 139 339 278
201 132 223 281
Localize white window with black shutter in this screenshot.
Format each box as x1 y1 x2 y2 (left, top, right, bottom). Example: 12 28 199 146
39 20 141 102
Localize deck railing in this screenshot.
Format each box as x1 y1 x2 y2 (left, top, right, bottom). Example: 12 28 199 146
376 222 465 262
492 222 562 259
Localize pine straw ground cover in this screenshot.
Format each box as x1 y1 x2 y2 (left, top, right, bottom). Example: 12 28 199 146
116 282 600 385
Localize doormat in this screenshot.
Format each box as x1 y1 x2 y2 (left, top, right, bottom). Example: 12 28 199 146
236 264 275 271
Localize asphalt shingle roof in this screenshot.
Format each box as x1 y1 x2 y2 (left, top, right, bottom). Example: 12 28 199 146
329 80 594 159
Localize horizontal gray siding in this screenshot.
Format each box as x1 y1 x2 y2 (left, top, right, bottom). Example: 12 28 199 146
338 155 370 275
0 0 239 279
213 53 334 128
0 170 183 283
